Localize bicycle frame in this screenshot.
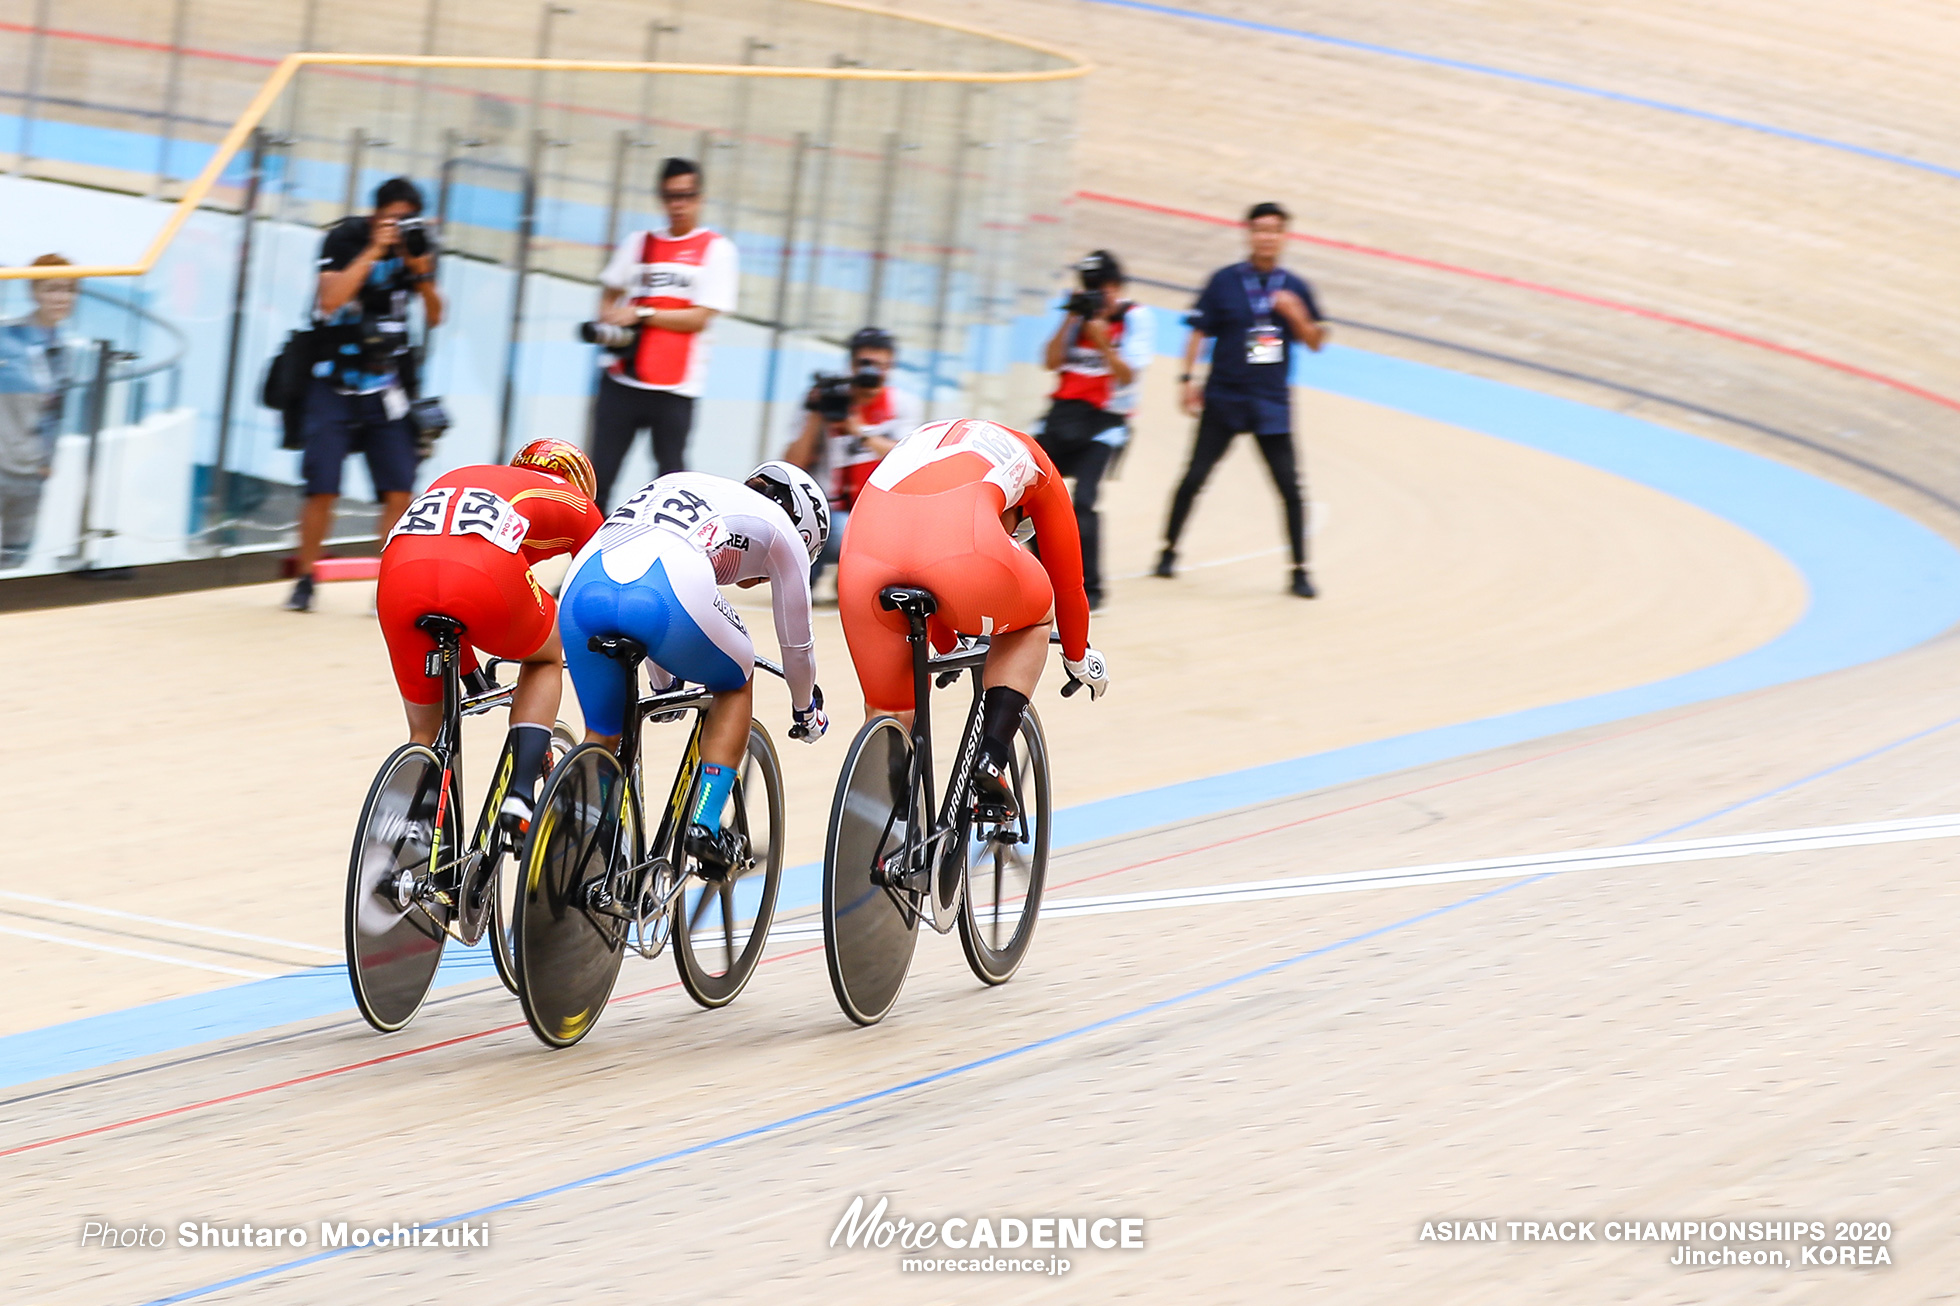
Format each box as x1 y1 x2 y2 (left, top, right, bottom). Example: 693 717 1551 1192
581 645 787 957
874 595 1035 924
403 615 515 931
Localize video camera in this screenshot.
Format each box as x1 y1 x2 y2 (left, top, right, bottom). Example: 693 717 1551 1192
1064 249 1122 320
805 363 884 423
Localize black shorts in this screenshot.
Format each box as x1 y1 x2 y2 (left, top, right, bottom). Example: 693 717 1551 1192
299 379 419 497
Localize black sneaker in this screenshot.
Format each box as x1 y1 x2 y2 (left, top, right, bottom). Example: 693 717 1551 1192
684 823 745 879
285 574 315 612
1152 549 1176 579
971 750 1017 820
1085 589 1105 613
1289 568 1317 599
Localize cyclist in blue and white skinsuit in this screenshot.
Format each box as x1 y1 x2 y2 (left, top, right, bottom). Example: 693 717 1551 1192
559 461 831 869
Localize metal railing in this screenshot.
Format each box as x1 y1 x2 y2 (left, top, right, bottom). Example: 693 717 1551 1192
0 2 1088 578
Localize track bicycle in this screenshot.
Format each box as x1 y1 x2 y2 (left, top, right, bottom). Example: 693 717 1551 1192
345 614 574 1032
512 635 788 1049
821 585 1069 1026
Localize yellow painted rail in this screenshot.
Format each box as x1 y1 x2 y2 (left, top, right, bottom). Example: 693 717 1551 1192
1 7 1088 281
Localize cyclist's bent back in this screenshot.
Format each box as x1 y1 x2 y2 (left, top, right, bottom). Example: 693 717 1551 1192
837 418 1107 811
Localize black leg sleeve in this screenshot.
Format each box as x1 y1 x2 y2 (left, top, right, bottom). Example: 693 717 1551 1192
1255 430 1308 567
1163 406 1238 550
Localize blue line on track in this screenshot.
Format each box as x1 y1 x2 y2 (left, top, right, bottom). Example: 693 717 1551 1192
137 873 1544 1305
1645 713 1960 841
1083 0 1960 181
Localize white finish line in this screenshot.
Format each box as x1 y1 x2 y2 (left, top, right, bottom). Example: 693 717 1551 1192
771 813 1960 940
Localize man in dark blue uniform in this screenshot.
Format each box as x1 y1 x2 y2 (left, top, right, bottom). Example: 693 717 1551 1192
1155 201 1326 598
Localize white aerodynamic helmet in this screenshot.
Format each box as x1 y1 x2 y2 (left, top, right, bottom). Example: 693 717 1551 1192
746 460 830 563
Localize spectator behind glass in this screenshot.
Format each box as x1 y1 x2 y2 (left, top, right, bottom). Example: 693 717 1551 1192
0 254 82 570
589 157 740 509
782 325 922 595
287 176 444 612
1035 250 1154 611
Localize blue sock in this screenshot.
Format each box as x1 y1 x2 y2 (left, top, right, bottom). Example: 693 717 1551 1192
691 762 737 833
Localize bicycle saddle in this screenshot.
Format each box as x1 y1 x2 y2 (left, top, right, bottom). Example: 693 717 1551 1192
878 586 938 618
588 634 649 664
415 613 466 641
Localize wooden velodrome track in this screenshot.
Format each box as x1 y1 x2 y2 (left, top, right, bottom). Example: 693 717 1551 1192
6 0 1960 1300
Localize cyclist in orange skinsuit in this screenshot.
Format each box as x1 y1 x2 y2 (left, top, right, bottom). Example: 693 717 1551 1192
838 418 1110 811
375 439 605 833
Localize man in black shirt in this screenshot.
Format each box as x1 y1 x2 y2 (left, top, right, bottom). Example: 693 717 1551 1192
286 177 444 612
1156 201 1326 598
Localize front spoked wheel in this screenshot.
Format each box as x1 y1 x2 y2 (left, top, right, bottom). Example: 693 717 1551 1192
514 743 637 1048
673 725 785 1008
959 706 1050 985
345 744 459 1032
822 716 921 1026
488 722 578 996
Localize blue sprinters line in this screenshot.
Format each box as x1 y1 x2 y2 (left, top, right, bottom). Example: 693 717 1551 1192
1645 713 1960 841
138 873 1545 1305
1084 0 1960 182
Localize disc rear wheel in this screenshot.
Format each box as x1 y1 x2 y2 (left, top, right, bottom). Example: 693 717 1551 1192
515 743 637 1048
822 716 920 1026
673 725 785 1008
345 744 458 1033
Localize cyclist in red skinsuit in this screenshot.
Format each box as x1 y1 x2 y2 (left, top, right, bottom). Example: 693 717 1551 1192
838 418 1110 811
376 439 605 831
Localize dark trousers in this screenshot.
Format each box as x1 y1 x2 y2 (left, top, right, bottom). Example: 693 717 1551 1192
1163 404 1307 568
0 468 45 565
592 373 694 510
1040 431 1119 602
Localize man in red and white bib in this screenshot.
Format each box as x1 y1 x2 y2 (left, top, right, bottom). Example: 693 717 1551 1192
590 157 739 510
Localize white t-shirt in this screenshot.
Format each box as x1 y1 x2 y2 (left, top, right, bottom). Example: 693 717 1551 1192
597 225 739 398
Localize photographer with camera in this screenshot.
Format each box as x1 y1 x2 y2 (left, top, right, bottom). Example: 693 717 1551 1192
586 157 738 510
286 177 444 613
783 325 921 588
1035 250 1154 611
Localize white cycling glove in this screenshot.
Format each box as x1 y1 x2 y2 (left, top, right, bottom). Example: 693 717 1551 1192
1062 648 1109 700
790 685 829 743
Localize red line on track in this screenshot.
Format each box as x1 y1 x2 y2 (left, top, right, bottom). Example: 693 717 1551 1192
0 944 825 1159
1075 189 1960 416
0 22 280 67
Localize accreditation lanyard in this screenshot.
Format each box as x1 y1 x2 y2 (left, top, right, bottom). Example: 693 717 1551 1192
1241 267 1287 366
